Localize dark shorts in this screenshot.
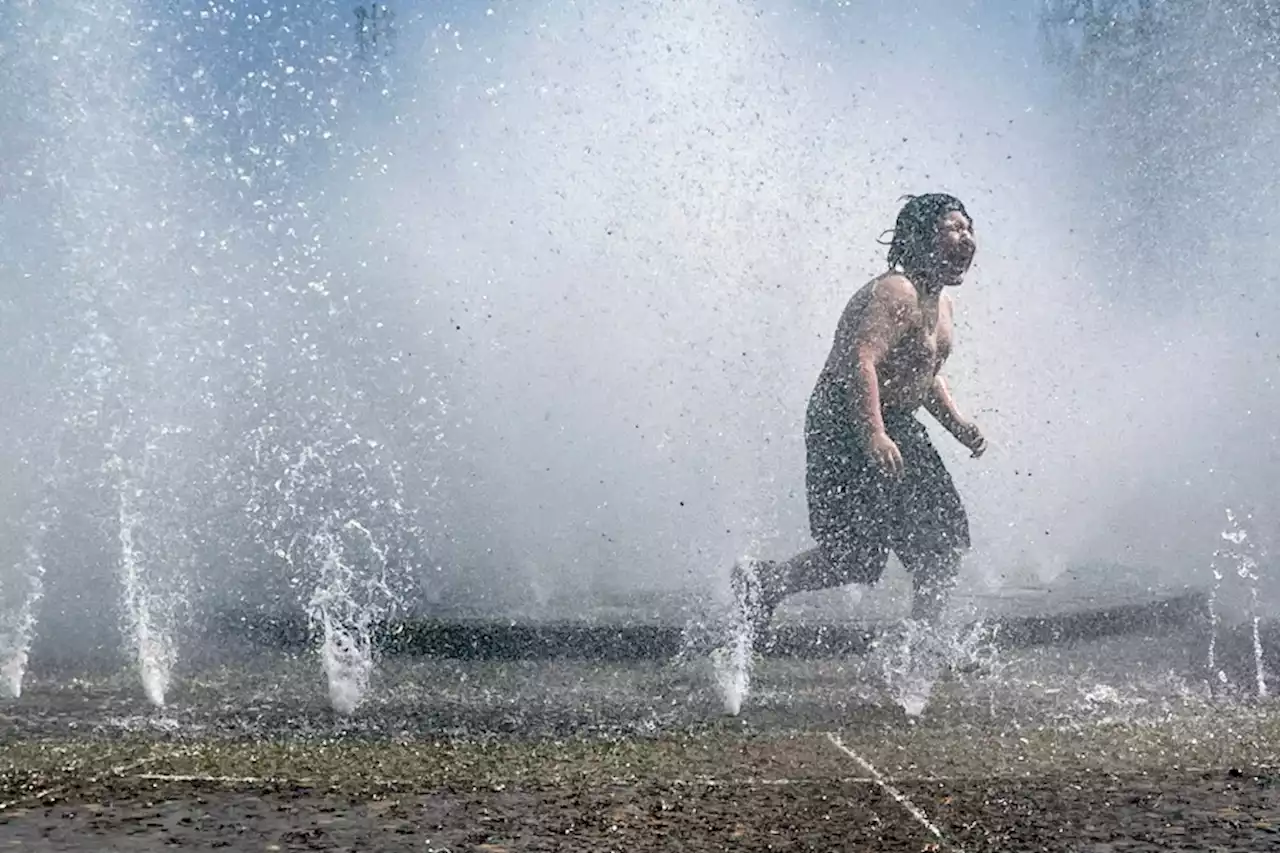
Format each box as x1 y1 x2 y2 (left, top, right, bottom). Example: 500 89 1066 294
805 385 969 586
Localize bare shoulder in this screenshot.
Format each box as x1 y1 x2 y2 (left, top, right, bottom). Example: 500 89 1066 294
835 273 917 342
871 271 916 299
867 272 919 319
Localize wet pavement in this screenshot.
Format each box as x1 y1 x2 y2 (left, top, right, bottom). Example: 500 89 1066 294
3 588 1280 851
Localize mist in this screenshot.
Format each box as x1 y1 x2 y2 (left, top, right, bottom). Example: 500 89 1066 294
1 0 1278 667
1029 1 1280 612
338 0 1130 613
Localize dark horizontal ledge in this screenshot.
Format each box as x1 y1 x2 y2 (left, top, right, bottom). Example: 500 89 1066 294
210 588 1209 660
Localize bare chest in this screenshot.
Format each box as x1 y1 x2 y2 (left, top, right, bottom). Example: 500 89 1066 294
880 314 951 394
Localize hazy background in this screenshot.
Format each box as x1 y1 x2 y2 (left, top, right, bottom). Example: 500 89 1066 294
1 0 1278 660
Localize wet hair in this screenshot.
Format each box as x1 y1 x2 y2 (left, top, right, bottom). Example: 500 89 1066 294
879 193 972 271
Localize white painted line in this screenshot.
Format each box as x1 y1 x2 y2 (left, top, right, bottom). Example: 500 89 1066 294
135 772 324 785
0 786 60 812
826 732 960 850
129 772 887 789
634 775 878 787
110 757 161 776
4 769 892 810
0 755 158 813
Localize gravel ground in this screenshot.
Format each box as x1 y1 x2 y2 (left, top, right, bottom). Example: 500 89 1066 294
2 751 1278 851
4 623 1279 851
4 708 1280 851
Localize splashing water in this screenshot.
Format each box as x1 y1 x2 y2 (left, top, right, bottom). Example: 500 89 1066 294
110 451 182 709
875 619 941 717
258 437 415 715
3 0 1255 669
5 0 1275 714
710 638 752 717
0 538 46 699
711 557 759 716
711 615 753 717
306 525 384 715
1207 543 1227 688
875 617 1000 717
1215 508 1268 698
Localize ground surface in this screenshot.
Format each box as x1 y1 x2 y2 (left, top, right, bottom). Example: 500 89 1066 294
4 609 1279 851
3 724 1280 852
